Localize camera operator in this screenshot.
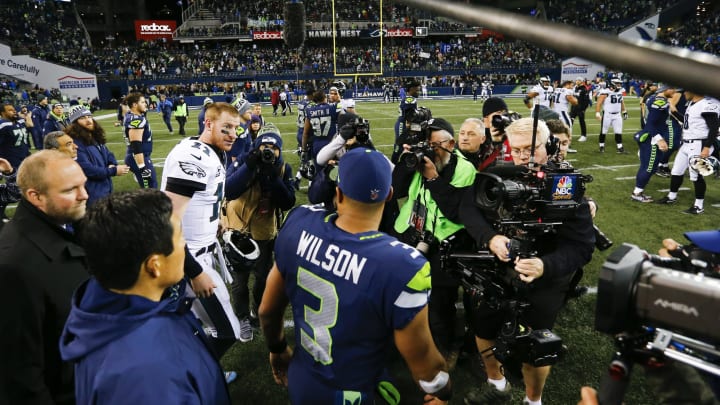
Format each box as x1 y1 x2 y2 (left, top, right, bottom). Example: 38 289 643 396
392 117 477 366
222 129 296 342
480 97 515 169
391 79 421 164
459 118 596 405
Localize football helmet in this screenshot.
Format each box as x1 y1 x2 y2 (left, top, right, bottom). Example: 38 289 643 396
689 155 720 176
539 76 551 89
609 78 623 90
222 230 260 272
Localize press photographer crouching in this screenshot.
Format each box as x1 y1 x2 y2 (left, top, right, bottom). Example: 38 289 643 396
392 116 477 367
222 128 296 341
458 117 596 405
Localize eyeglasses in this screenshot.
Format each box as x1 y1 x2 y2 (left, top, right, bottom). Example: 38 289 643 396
428 139 450 149
510 144 542 157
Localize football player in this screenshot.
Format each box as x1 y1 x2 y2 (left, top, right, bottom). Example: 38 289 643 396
656 90 719 214
259 148 451 404
595 78 628 153
330 82 356 114
631 85 676 202
302 89 340 176
524 76 554 110
123 93 156 188
161 102 244 367
552 80 579 132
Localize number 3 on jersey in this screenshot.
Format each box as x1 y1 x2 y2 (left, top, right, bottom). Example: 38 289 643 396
297 267 338 365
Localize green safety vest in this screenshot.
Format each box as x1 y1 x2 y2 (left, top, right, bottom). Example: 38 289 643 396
174 103 187 117
394 151 476 242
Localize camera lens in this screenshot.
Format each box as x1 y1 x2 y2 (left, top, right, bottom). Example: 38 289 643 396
260 148 275 164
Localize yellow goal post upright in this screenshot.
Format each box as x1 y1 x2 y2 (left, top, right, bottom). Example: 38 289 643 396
332 0 384 95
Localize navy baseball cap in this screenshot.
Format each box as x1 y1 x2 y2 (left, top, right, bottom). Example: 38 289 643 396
337 148 391 203
684 229 720 254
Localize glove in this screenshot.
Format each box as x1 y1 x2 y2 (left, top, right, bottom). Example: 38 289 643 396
245 149 260 170
140 166 152 188
339 124 355 140
622 111 628 120
300 150 309 164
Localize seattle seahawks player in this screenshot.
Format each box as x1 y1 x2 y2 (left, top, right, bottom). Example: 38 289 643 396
161 102 243 360
595 78 628 153
631 85 677 203
124 93 156 188
302 89 340 176
330 82 356 114
259 148 451 405
524 76 554 110
294 86 315 187
552 80 578 131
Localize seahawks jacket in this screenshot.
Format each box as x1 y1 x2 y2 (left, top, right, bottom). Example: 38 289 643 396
60 279 230 405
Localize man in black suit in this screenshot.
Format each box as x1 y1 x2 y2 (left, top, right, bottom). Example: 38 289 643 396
0 150 89 404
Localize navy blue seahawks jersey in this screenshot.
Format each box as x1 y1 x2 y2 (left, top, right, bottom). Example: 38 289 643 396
305 102 340 141
275 205 431 403
123 112 153 154
0 118 30 169
644 94 671 135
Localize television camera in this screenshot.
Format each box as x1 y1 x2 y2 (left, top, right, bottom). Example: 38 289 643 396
439 238 564 370
595 240 720 404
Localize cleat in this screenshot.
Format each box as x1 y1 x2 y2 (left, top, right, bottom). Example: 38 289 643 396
631 192 653 203
683 206 704 215
655 196 677 205
617 146 625 154
239 317 254 342
599 146 605 153
578 136 587 142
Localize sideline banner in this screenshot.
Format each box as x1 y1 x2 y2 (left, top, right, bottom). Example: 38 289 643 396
0 43 98 101
560 57 605 83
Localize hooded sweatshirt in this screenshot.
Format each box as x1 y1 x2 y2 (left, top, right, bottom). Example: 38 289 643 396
60 279 230 405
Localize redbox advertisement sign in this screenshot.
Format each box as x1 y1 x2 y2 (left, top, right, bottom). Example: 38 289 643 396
252 31 284 40
135 20 176 40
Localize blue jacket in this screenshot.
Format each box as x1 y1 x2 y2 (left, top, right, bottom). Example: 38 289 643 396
157 98 173 117
74 138 117 205
60 279 230 405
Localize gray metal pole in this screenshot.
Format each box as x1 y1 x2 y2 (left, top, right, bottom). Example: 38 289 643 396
397 0 720 98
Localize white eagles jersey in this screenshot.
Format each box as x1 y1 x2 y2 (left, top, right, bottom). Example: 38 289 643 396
161 138 226 249
599 88 624 113
553 87 574 113
530 84 554 107
340 98 355 113
683 97 720 140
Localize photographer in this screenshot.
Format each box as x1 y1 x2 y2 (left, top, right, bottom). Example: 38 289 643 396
393 117 477 365
222 129 296 342
391 79 421 164
459 118 595 405
480 97 515 169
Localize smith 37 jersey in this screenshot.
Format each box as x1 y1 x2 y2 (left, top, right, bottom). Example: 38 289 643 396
0 118 29 169
552 87 574 113
275 205 431 402
161 138 226 249
599 89 624 114
123 112 153 154
529 84 554 107
682 97 720 141
305 102 340 140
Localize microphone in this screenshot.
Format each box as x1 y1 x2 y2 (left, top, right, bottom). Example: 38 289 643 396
283 1 306 48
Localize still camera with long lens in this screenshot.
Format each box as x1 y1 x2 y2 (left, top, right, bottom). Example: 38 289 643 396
595 237 720 404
